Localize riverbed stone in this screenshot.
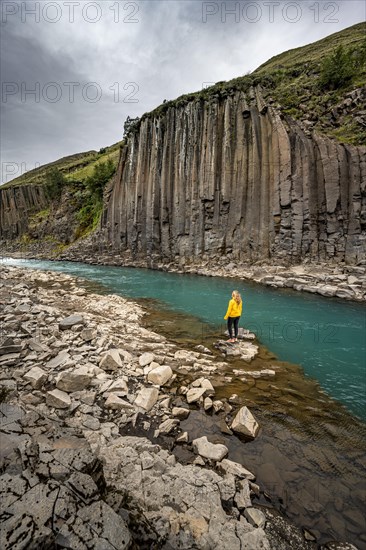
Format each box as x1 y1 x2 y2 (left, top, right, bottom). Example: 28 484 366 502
230 406 260 439
46 389 71 409
204 397 213 411
56 366 92 392
147 364 173 385
158 418 179 434
192 436 228 461
139 352 155 367
59 314 84 330
99 349 122 371
46 351 71 369
104 394 135 411
244 507 266 529
134 387 159 411
234 479 252 509
24 366 48 389
186 387 206 403
172 407 190 419
217 459 255 481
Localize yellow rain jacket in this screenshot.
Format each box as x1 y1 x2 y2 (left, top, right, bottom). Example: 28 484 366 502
224 298 242 319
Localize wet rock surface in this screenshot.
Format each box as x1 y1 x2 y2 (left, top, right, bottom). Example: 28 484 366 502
0 264 363 549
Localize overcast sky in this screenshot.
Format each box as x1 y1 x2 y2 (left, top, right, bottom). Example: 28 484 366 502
1 0 365 184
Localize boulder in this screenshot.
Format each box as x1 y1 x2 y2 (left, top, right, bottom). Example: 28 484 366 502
24 367 47 389
230 406 260 439
56 366 92 392
99 349 122 371
134 387 159 412
147 364 173 385
192 436 228 462
46 389 71 409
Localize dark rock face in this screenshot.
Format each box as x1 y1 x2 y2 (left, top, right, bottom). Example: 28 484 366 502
0 185 47 241
102 87 366 265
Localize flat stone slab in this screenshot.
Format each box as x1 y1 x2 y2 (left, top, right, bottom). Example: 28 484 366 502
59 315 84 330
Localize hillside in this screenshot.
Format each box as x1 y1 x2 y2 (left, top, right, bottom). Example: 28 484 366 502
1 142 121 189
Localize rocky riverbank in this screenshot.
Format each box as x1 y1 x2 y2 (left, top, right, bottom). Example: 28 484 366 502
0 265 359 549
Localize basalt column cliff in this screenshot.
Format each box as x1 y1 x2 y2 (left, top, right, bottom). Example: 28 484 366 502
102 88 366 265
0 185 47 241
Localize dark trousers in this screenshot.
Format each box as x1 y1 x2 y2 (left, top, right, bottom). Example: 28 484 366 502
228 316 240 338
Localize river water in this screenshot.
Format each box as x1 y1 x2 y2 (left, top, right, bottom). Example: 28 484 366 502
2 258 366 547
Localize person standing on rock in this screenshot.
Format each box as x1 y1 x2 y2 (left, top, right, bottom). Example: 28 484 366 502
224 290 242 343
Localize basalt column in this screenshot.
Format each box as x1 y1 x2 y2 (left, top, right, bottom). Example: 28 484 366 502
102 88 366 265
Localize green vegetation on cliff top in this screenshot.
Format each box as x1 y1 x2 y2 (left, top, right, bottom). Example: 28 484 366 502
139 22 365 145
1 142 121 189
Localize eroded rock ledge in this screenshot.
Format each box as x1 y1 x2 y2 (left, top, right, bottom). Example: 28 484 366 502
0 265 359 550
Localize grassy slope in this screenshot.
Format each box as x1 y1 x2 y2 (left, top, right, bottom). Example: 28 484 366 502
1 142 121 189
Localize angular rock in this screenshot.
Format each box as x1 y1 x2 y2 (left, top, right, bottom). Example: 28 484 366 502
186 387 206 403
230 406 260 439
56 366 92 392
104 394 135 411
244 507 266 528
46 389 71 409
81 328 96 342
147 364 173 386
158 418 179 434
46 351 71 369
217 458 255 481
172 407 190 419
99 349 122 371
234 479 252 509
106 378 128 394
134 387 159 412
204 397 213 411
176 431 189 443
24 366 48 389
192 436 228 461
212 400 224 413
28 338 48 353
200 379 215 392
59 315 84 330
139 352 155 367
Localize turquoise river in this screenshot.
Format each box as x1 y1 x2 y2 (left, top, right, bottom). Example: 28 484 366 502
3 257 365 420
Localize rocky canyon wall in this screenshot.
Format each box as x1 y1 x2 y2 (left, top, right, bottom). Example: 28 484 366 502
0 184 48 241
102 88 366 265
